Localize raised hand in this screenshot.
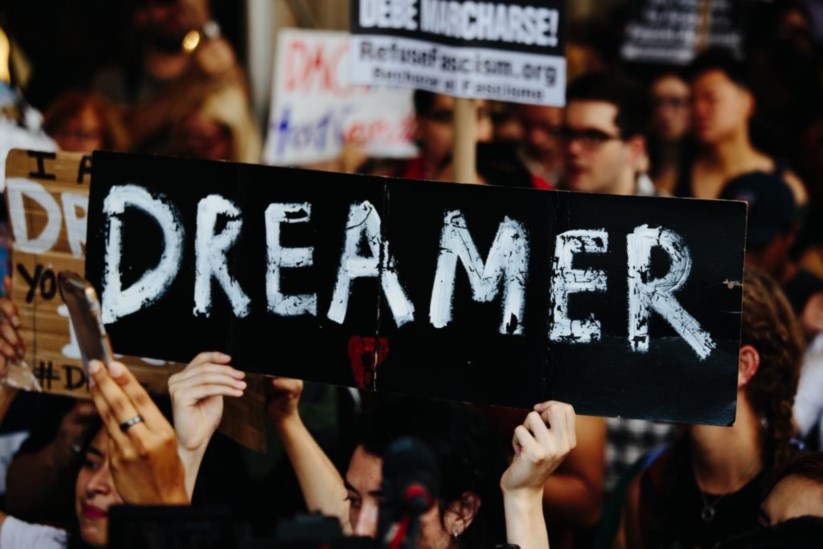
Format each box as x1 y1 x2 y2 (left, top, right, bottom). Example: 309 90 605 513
267 376 304 428
500 401 577 549
88 359 188 505
167 351 245 498
168 351 245 453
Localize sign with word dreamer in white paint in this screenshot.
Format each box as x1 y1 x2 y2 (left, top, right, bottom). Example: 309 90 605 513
85 150 748 425
264 29 417 166
349 0 566 106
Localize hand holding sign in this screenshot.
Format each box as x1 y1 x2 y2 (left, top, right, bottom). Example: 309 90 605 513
500 400 576 549
168 351 246 498
267 376 304 429
88 359 188 505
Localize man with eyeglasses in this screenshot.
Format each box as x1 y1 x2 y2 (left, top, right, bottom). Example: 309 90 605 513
557 71 657 197
553 72 678 549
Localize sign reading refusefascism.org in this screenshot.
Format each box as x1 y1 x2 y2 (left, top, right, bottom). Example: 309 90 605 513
349 0 566 106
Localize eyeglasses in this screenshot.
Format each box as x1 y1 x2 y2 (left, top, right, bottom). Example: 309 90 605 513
553 126 622 149
652 96 690 110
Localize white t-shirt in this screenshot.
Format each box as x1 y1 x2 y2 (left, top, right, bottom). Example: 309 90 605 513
794 334 823 449
0 515 67 549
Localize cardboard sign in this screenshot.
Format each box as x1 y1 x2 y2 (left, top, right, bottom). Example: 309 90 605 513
348 0 566 106
4 150 266 452
621 0 744 65
263 29 417 166
85 151 747 425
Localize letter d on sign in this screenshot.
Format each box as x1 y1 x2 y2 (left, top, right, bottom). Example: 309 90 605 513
101 185 185 324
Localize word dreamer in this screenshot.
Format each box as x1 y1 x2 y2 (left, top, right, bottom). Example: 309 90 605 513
100 186 713 360
85 151 746 424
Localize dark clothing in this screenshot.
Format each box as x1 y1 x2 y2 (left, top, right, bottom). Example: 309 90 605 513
637 438 772 549
717 516 823 549
673 154 787 200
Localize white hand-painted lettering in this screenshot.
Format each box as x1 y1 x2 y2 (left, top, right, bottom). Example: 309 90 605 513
265 203 317 317
550 229 608 343
194 195 251 318
6 178 62 254
627 224 715 359
102 185 184 324
328 200 414 326
430 210 529 335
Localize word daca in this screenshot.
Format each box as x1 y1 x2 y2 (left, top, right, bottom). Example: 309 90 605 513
358 0 559 47
100 185 716 360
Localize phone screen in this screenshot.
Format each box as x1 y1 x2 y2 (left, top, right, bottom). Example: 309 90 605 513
58 271 113 370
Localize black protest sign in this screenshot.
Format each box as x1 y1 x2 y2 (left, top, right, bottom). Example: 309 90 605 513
621 0 744 65
86 151 746 424
349 0 565 105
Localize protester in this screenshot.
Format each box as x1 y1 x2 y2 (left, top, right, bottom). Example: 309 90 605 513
516 103 564 186
674 47 809 207
42 91 131 153
265 377 576 548
646 70 693 195
557 71 656 197
617 268 805 549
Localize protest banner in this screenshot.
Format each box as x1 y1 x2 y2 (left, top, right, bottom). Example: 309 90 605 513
621 0 744 65
264 28 417 166
85 151 747 425
348 0 566 106
4 149 266 452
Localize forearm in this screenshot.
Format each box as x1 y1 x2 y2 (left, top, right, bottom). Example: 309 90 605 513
177 445 207 501
274 416 350 531
504 490 549 549
542 474 603 526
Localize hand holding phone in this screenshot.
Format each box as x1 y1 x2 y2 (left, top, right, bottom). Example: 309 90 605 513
58 271 113 371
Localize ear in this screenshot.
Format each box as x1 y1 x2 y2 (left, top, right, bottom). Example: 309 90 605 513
443 491 482 537
742 89 756 119
738 344 760 388
626 135 648 170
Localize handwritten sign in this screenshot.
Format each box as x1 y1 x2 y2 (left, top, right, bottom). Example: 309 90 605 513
85 151 747 425
4 149 267 452
263 29 417 166
349 0 566 105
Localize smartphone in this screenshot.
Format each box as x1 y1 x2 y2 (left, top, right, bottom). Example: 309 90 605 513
58 270 113 371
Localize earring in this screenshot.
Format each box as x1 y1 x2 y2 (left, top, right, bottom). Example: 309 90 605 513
453 530 459 539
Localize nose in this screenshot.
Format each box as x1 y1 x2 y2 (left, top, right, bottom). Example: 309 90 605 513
85 462 113 496
352 501 379 538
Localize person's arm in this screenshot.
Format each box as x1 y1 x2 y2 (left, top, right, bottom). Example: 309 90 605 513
268 378 351 532
168 351 246 499
87 359 188 505
541 414 606 526
501 401 577 549
613 472 644 549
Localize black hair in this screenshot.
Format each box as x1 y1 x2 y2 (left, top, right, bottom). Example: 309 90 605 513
67 416 105 549
687 46 751 91
412 89 437 117
354 395 507 547
565 71 650 139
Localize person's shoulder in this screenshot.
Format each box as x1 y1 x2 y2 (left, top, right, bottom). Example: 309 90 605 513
782 169 809 207
0 515 67 549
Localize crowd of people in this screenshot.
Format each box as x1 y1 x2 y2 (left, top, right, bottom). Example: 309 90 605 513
0 0 823 548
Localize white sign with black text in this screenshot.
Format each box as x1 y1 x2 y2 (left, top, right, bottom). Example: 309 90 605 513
349 0 566 106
